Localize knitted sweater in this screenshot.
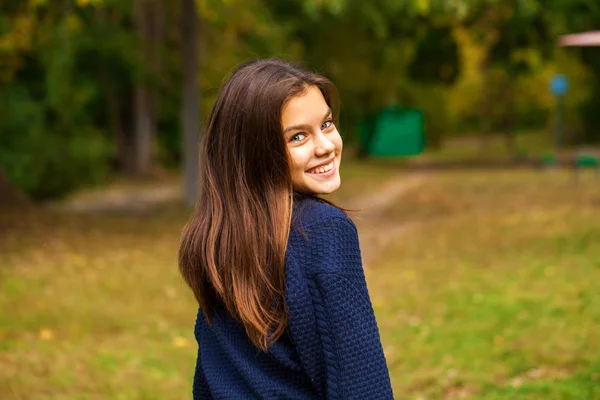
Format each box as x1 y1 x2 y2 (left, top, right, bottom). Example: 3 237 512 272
192 196 394 399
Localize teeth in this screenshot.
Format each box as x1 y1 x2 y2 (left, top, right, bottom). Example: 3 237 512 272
309 161 333 174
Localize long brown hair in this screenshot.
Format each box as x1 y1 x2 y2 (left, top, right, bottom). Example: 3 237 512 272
178 58 339 351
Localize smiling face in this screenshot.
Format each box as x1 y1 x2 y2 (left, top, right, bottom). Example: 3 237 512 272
282 86 343 195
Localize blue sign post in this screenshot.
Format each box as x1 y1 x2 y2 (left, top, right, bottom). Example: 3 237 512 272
550 74 569 149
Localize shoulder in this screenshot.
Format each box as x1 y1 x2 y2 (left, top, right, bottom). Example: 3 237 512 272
292 195 354 231
288 196 361 275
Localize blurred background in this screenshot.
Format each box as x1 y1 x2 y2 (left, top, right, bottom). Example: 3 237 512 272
1 0 600 399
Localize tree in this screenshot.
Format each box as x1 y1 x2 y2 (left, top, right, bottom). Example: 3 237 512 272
489 2 553 153
132 0 164 176
457 0 555 153
554 0 600 143
181 0 200 206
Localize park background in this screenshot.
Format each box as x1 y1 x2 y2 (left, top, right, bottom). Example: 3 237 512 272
1 0 600 398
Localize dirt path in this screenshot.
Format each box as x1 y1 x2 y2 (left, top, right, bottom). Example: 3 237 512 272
52 172 426 265
347 173 427 267
49 181 182 213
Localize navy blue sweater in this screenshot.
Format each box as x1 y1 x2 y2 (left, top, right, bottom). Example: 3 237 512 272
192 196 394 399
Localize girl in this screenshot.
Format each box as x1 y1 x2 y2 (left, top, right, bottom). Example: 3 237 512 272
179 58 393 399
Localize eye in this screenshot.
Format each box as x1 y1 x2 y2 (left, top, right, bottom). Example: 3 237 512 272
321 120 334 130
290 132 307 142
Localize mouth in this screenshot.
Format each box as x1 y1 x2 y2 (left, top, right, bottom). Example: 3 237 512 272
306 158 336 176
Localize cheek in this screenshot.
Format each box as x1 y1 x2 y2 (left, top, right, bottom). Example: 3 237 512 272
288 148 308 172
333 131 343 153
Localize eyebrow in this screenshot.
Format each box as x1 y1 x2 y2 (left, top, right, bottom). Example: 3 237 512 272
283 108 332 134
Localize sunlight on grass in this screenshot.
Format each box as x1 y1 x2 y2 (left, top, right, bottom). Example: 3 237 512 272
417 131 595 163
0 157 393 399
1 164 599 399
0 209 196 399
367 170 600 399
440 132 548 159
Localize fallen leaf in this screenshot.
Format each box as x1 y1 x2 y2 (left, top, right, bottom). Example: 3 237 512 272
39 328 54 341
172 336 190 348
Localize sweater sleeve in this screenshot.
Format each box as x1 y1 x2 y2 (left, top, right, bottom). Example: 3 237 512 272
193 314 211 399
304 215 394 400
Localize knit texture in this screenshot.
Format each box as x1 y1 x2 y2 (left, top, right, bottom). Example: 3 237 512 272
192 196 394 399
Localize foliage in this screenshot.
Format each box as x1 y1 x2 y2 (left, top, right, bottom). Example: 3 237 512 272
0 0 116 199
1 0 600 199
408 27 460 86
0 84 110 200
548 0 600 143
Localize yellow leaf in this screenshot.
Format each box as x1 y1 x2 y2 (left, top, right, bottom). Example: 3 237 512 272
172 336 191 348
493 335 504 346
39 328 54 341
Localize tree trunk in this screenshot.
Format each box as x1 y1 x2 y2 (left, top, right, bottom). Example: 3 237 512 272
503 84 518 157
476 7 499 155
95 5 134 174
148 0 164 173
479 53 493 154
110 86 136 173
133 86 154 175
132 0 159 176
181 0 200 206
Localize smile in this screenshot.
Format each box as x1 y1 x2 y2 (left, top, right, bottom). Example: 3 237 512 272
306 160 336 176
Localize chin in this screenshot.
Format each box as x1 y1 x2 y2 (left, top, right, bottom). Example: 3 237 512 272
311 178 341 195
293 174 341 196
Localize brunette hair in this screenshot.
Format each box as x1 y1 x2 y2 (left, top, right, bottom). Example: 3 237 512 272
178 58 339 351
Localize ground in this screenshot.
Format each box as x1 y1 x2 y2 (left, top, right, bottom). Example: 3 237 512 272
1 158 600 399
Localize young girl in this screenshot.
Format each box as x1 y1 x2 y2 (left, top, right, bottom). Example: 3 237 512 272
178 58 393 399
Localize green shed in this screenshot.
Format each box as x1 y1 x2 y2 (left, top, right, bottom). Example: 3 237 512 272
358 106 425 157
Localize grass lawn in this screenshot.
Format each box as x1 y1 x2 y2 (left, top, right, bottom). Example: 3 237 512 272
1 160 599 399
412 131 599 165
420 131 554 162
368 169 600 399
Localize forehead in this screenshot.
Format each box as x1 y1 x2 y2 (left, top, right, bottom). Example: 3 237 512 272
281 86 329 127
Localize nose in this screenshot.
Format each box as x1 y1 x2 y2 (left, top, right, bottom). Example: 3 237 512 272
314 132 335 157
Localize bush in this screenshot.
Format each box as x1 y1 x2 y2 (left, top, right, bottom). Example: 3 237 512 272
0 85 111 201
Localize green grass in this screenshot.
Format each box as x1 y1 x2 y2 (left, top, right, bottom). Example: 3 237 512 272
1 161 599 399
414 130 596 164
0 207 196 399
367 169 600 399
